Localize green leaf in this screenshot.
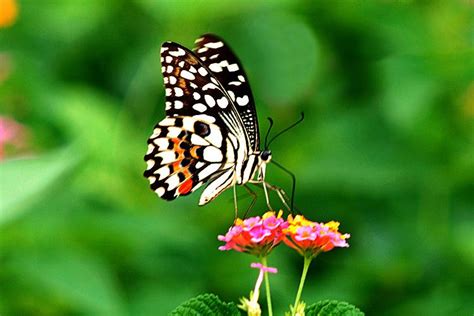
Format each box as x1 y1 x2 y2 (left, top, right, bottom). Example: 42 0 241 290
0 147 80 225
169 293 240 316
306 300 364 316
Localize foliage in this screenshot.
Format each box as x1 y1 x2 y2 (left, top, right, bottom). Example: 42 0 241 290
305 300 363 316
170 294 240 316
0 1 473 315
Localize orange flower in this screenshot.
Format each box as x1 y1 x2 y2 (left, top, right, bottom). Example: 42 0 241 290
0 0 18 28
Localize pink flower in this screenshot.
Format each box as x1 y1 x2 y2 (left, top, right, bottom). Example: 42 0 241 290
0 116 27 160
218 211 288 256
284 215 350 258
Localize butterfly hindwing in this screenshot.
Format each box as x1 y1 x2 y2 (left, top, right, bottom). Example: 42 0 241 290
144 116 232 200
193 34 260 151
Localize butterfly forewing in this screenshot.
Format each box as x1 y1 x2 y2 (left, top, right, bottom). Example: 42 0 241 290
144 41 250 202
193 34 260 151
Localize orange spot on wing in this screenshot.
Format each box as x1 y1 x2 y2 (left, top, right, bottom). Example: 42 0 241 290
178 178 193 195
190 146 200 159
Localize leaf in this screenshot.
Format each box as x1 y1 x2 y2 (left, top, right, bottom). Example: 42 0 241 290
306 300 364 316
0 147 80 225
169 293 240 316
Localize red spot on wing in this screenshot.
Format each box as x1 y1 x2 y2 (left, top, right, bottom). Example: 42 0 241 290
178 178 193 195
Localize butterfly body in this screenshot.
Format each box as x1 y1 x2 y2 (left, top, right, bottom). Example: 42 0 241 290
144 34 275 208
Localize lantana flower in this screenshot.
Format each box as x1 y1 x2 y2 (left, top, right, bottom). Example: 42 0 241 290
218 211 287 257
284 214 350 315
284 214 350 258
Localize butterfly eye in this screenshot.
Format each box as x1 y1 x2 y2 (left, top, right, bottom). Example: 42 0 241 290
261 150 272 161
194 121 210 137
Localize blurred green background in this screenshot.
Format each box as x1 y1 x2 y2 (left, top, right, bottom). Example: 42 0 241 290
1 1 473 315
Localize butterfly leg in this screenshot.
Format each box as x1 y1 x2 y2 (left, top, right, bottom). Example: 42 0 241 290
248 179 274 211
233 184 238 220
243 184 257 218
263 182 291 212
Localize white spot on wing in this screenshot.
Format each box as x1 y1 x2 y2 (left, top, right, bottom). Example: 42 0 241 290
217 97 229 108
204 41 224 49
190 134 209 146
198 67 208 76
156 166 170 180
180 70 195 80
146 143 155 154
194 114 216 123
193 103 207 112
166 65 173 73
209 63 222 73
203 147 223 162
236 95 249 106
153 138 169 150
146 159 155 170
155 187 165 197
182 117 196 131
228 64 239 72
157 151 176 164
160 118 175 126
202 83 217 91
193 92 201 100
151 128 161 138
165 174 180 190
174 87 183 97
166 127 182 138
204 95 216 107
169 48 186 57
174 100 183 109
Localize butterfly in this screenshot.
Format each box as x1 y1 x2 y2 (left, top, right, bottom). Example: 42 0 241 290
144 34 291 212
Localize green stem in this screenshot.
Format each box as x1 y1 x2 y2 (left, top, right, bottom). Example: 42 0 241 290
292 256 312 315
261 257 273 316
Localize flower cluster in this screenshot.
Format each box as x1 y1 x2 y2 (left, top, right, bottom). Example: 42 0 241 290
284 215 350 258
218 211 287 256
218 212 350 258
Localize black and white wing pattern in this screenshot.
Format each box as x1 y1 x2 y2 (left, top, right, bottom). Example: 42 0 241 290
193 34 260 151
144 40 254 205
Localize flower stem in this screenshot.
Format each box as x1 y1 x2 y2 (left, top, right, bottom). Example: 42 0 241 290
292 256 312 315
260 257 273 316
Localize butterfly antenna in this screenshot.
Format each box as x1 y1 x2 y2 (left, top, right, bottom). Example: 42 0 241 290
270 159 296 213
264 117 274 150
267 112 305 148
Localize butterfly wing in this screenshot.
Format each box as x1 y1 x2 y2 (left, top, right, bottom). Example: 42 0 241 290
144 42 250 203
193 34 260 151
